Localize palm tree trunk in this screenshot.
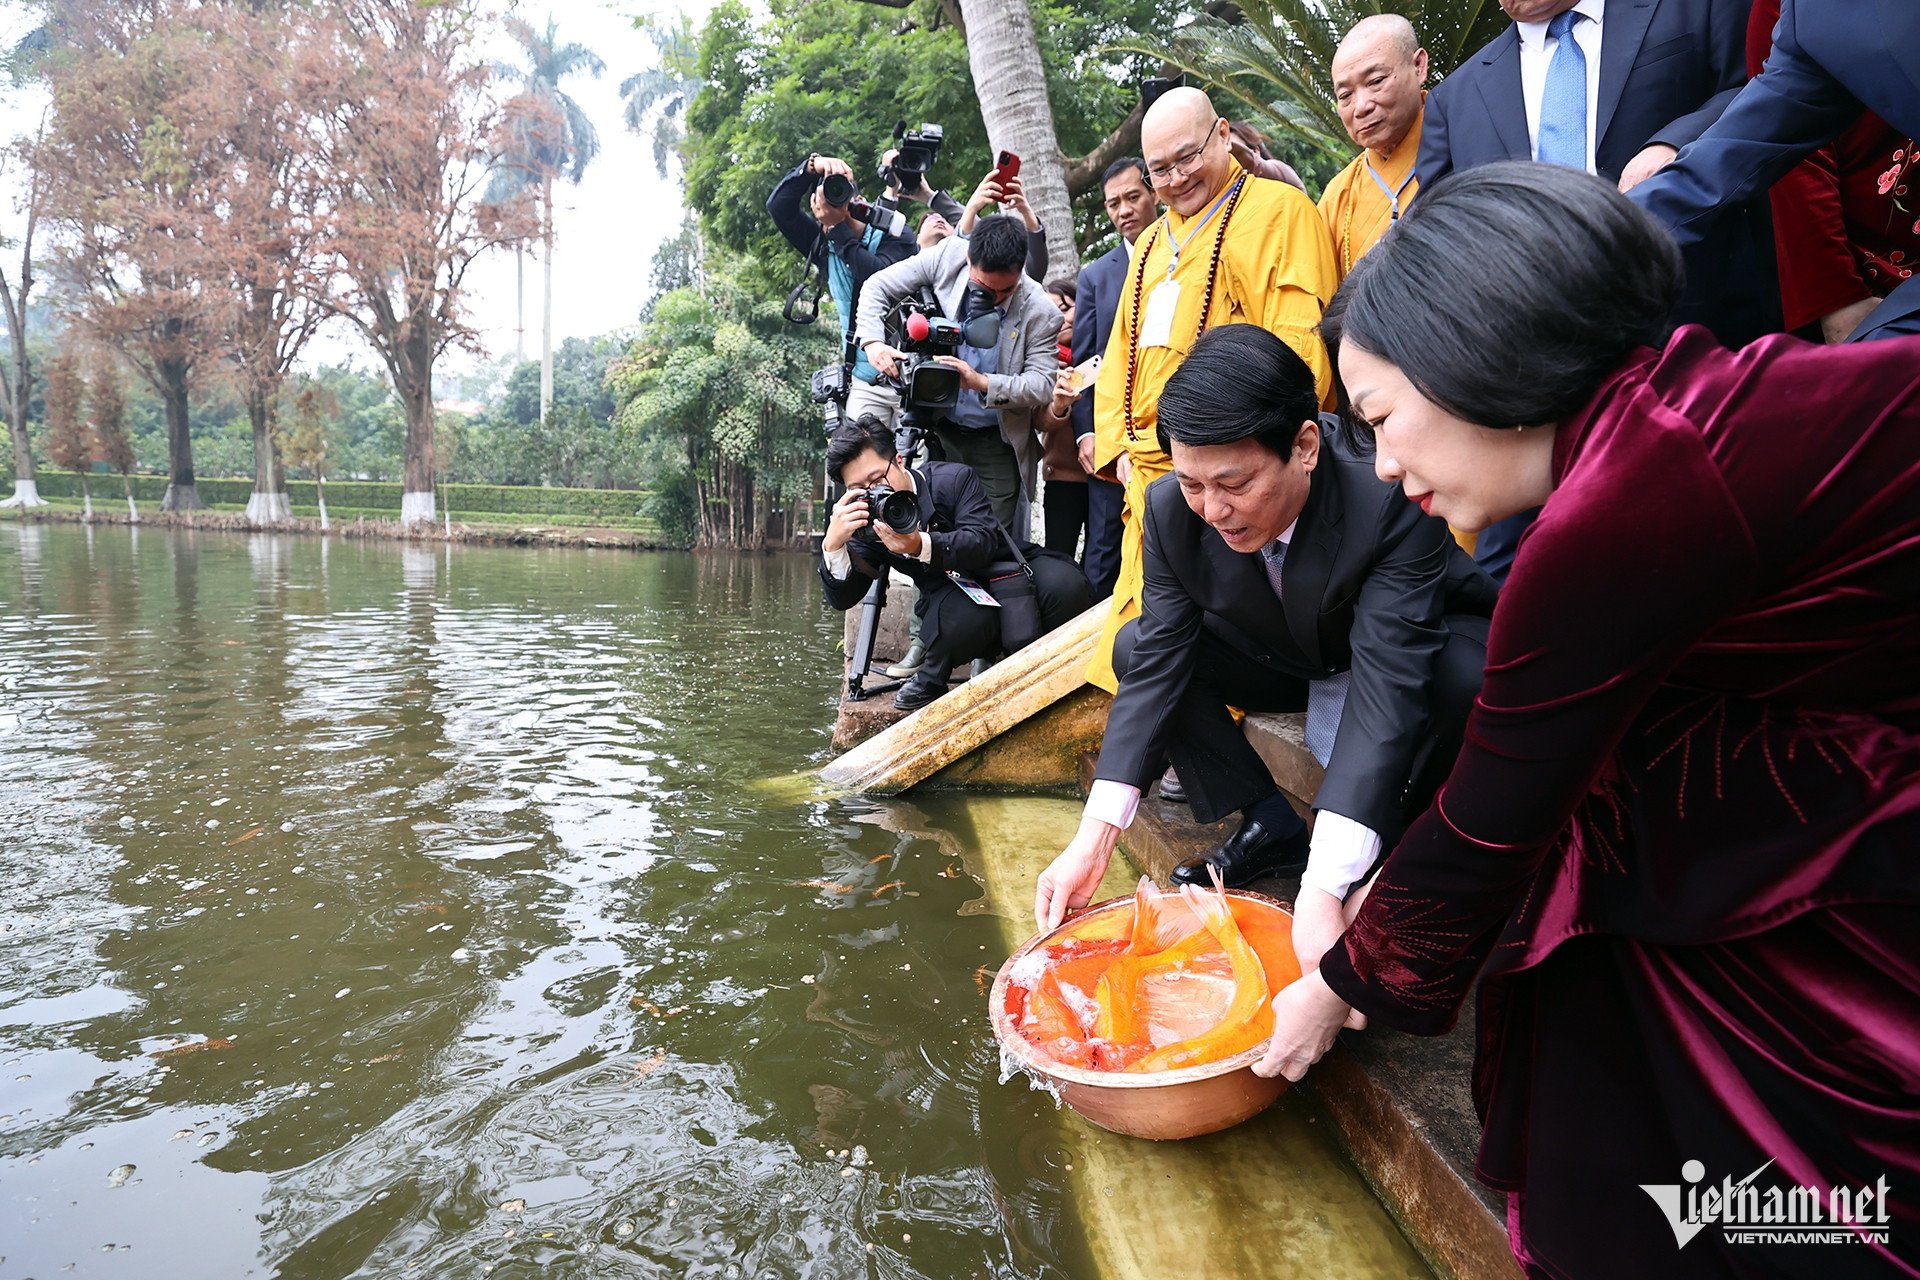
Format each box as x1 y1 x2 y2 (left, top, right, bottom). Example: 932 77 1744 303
961 0 1081 276
515 248 526 364
540 177 554 424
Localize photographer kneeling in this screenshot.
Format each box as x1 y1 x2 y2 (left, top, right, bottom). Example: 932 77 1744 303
820 416 1088 711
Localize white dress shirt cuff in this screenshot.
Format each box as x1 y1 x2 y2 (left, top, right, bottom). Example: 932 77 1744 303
1299 809 1382 901
823 544 854 580
912 533 935 564
1084 779 1142 831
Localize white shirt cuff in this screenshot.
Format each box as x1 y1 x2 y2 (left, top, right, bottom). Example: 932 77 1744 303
912 532 935 564
823 544 854 580
1084 779 1141 830
1299 809 1382 901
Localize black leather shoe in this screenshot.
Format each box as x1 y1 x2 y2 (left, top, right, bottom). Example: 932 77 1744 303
1156 765 1188 805
1169 817 1310 888
893 668 948 711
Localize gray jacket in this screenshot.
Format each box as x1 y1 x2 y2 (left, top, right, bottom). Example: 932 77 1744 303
854 234 1062 495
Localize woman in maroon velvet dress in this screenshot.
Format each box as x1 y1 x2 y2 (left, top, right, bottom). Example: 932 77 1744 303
1257 163 1920 1278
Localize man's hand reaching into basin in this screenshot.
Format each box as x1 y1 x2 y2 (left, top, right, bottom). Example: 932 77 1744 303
1034 816 1122 932
1252 969 1365 1081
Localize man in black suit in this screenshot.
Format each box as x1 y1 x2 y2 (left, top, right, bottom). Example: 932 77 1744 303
1632 0 1920 341
1065 158 1159 600
1034 326 1496 970
1420 0 1775 582
820 417 1088 711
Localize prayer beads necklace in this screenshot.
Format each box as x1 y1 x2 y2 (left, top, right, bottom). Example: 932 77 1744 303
1123 176 1249 444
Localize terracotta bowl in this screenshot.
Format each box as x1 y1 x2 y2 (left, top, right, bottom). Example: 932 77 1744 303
989 889 1295 1141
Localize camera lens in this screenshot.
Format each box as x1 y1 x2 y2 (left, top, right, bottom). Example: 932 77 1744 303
878 489 919 534
821 173 855 207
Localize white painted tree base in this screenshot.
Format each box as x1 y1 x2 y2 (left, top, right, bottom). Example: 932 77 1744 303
244 491 293 524
0 479 44 508
401 491 435 525
126 494 139 523
160 483 205 512
316 497 329 532
81 493 93 521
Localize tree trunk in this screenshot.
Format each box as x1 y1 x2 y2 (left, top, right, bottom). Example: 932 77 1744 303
243 389 291 524
540 177 554 425
316 475 329 531
515 248 526 363
123 473 138 523
157 357 204 511
0 336 39 508
77 472 92 521
961 0 1081 276
398 326 437 525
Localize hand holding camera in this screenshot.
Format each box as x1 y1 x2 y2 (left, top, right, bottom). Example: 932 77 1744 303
864 341 907 381
823 485 871 555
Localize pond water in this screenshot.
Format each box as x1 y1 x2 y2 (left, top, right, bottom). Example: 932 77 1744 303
0 522 1428 1280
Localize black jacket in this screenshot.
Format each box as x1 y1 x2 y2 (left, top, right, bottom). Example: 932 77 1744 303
818 461 1004 612
1093 417 1498 834
766 162 919 328
1070 242 1129 444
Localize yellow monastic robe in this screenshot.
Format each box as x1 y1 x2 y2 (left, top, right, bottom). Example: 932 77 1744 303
1087 160 1339 691
1317 103 1424 283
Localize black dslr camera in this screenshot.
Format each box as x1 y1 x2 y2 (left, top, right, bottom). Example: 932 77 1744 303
863 484 919 535
886 284 1001 413
879 121 944 192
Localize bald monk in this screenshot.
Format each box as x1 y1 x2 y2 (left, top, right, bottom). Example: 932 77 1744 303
1087 87 1339 691
1318 15 1428 282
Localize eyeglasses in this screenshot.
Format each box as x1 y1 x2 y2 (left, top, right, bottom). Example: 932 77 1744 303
1147 118 1221 185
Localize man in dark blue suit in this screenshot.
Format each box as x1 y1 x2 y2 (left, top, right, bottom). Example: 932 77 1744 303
1633 0 1920 341
1068 158 1159 600
1420 0 1776 580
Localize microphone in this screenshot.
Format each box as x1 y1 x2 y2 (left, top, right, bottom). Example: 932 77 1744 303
905 312 931 343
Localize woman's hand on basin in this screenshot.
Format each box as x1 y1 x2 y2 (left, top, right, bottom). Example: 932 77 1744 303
1252 969 1365 1082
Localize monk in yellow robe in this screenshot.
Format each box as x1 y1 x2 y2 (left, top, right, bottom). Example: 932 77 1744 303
1088 87 1339 691
1317 14 1428 282
1315 14 1472 553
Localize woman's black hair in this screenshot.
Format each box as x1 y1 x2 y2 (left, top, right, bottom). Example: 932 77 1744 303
1155 324 1322 458
1045 276 1077 304
1328 162 1682 429
824 415 896 483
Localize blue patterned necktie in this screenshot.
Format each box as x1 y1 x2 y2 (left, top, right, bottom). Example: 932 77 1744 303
1536 9 1589 169
1262 541 1350 768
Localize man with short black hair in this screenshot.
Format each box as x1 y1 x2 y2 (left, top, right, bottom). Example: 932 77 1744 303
819 417 1088 710
1034 325 1496 972
1052 156 1158 600
856 213 1063 534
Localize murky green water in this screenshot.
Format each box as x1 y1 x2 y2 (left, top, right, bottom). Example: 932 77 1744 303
0 523 1427 1280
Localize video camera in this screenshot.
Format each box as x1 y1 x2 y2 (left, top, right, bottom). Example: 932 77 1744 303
885 284 1001 413
879 121 944 193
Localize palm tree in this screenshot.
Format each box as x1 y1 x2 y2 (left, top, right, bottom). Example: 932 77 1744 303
493 13 603 424
1108 0 1508 175
618 14 703 180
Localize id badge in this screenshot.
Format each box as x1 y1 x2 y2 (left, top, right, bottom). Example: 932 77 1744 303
947 572 1001 607
1138 279 1181 350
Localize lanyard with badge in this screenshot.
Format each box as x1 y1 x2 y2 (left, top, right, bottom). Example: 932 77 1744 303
1122 175 1249 442
1137 178 1242 351
1342 158 1416 273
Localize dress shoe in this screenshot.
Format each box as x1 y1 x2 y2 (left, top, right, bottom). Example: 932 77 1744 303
884 639 925 679
893 664 950 711
1170 817 1309 889
1156 765 1188 805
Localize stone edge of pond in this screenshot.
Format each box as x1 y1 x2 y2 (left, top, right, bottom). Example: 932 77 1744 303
0 505 700 552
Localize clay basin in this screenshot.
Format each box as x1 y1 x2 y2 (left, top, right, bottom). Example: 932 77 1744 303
989 888 1300 1141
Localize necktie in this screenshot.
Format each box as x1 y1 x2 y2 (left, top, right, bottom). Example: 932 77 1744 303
1536 9 1588 169
1262 541 1350 768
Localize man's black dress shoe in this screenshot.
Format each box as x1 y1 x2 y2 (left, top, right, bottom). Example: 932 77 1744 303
893 669 948 711
1169 817 1310 888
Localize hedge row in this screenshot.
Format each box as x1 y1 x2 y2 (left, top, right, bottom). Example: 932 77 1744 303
30 472 654 520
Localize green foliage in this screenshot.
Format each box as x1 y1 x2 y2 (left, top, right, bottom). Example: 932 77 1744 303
1108 0 1509 177
610 253 835 544
680 0 1185 275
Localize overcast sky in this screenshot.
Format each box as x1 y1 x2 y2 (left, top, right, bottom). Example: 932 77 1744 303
0 0 714 388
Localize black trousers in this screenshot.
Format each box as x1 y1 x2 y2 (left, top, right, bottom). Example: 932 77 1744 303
919 552 1090 678
1111 614 1488 832
1043 480 1089 559
1083 476 1123 601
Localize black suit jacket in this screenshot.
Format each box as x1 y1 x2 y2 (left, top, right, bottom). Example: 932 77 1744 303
818 461 1003 613
1094 418 1498 835
1070 243 1130 444
1422 0 1778 345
